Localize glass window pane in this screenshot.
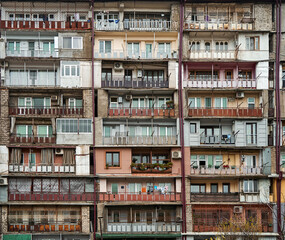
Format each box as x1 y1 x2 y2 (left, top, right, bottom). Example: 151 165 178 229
63 37 72 49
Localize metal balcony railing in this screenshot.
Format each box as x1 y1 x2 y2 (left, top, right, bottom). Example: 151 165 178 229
189 50 236 60
10 134 56 144
6 50 58 58
8 163 75 174
184 21 254 31
190 166 264 176
190 192 240 202
103 135 177 145
9 107 83 116
183 78 256 88
108 107 175 117
101 77 169 88
97 192 181 202
0 20 90 30
107 222 181 233
8 222 81 232
188 107 263 117
200 134 235 144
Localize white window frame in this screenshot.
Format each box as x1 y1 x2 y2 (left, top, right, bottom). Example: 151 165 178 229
56 119 92 133
158 42 171 54
62 65 80 77
18 97 32 109
243 179 258 193
248 97 255 109
190 41 200 51
37 125 52 137
246 36 259 51
243 155 256 168
188 97 201 108
62 37 83 49
16 125 32 137
110 97 118 108
127 42 140 55
99 40 112 53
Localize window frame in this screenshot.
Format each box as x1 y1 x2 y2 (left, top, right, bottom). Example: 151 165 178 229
106 152 120 167
99 40 112 53
62 37 83 49
246 36 260 51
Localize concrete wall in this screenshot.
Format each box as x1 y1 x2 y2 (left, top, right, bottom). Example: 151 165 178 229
97 89 108 118
254 4 272 31
0 88 9 145
83 89 93 118
169 60 178 89
56 133 92 145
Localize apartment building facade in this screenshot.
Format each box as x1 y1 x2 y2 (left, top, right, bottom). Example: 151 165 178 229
0 0 282 240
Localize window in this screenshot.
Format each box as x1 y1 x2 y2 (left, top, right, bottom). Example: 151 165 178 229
16 125 33 137
132 98 145 108
239 70 252 79
56 119 92 133
159 126 173 136
214 97 227 109
188 97 201 108
110 97 119 108
102 69 112 81
99 40 111 53
223 183 230 193
43 42 54 52
129 183 142 193
282 70 285 88
18 97 32 109
205 97 212 108
190 41 200 51
205 42 211 52
246 37 259 50
8 41 20 53
243 155 256 168
158 43 171 54
215 42 228 51
127 42 140 56
191 155 198 167
190 184 206 193
62 65 79 77
106 152 120 167
37 125 52 137
29 153 36 167
189 71 219 81
248 97 255 109
244 179 258 193
69 98 82 109
281 155 285 167
143 70 164 82
211 184 218 193
190 123 197 133
63 37 83 49
215 155 223 167
246 123 257 144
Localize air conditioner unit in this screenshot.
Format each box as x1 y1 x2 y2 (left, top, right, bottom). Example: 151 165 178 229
233 206 243 214
51 95 58 101
55 148 64 155
137 70 143 78
236 92 244 99
114 62 123 71
125 95 132 101
0 177 8 185
172 150 182 159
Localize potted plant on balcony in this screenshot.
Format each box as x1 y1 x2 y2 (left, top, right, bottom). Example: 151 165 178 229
130 163 136 169
165 162 173 169
166 100 174 109
268 223 273 232
208 164 213 169
223 165 230 169
215 165 220 169
105 164 110 169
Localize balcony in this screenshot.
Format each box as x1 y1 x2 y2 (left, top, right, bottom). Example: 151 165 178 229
184 21 254 31
0 20 90 30
107 222 181 233
10 134 56 144
191 192 239 202
9 107 83 117
189 50 236 60
6 50 58 58
95 50 177 60
131 162 173 174
183 79 256 89
101 78 169 88
8 222 81 232
8 192 93 201
190 166 263 176
188 107 263 118
95 19 175 31
103 135 177 145
108 107 175 117
97 192 181 202
8 163 75 174
200 134 235 145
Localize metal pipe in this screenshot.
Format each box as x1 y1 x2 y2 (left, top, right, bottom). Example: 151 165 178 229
178 0 187 237
275 0 282 238
91 0 97 239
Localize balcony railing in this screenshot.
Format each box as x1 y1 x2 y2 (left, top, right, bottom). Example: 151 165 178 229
8 222 81 232
8 192 93 201
0 20 90 30
95 49 178 59
183 79 256 88
97 192 181 202
101 78 169 88
107 222 181 233
6 50 58 58
184 21 254 31
95 19 175 31
188 107 263 118
103 135 177 145
190 192 240 202
9 107 83 117
5 78 58 87
190 166 263 176
10 134 56 144
108 107 175 117
189 50 236 60
200 134 235 144
8 164 75 174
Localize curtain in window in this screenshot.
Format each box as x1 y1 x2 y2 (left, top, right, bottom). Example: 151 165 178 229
63 149 75 165
41 149 53 165
10 149 22 164
70 179 84 193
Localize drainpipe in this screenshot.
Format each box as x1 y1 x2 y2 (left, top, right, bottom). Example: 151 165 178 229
91 0 97 239
178 0 187 237
275 0 282 238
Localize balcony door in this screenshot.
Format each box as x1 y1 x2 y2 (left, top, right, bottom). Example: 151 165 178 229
246 123 257 145
146 43 152 58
